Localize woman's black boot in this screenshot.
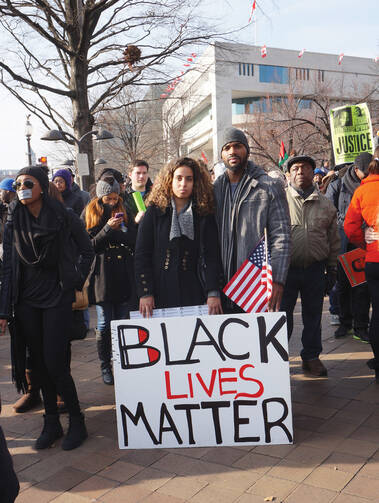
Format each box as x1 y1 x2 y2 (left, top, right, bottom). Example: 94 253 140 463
62 413 88 450
366 359 379 383
35 414 63 449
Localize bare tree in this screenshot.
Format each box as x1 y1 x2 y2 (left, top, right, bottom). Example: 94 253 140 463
239 73 379 170
0 0 220 185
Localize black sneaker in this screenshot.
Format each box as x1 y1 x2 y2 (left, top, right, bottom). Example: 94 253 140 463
353 328 370 343
334 325 352 339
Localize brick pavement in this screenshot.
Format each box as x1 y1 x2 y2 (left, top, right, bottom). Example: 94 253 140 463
1 303 379 503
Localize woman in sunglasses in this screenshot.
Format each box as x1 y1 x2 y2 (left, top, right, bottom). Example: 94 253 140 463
0 166 94 451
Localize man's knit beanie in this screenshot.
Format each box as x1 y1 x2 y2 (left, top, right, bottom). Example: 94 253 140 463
220 127 250 155
354 152 372 176
16 166 49 194
52 168 72 190
96 179 120 198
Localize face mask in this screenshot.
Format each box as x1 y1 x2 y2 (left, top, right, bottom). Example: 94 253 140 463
17 189 33 200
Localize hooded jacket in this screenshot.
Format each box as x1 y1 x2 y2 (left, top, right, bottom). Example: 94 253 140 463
213 161 291 285
344 174 379 262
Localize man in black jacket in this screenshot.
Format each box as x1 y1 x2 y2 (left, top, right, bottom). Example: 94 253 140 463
325 153 372 342
124 160 153 224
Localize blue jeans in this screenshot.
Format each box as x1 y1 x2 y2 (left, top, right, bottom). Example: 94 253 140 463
280 261 326 361
96 302 128 369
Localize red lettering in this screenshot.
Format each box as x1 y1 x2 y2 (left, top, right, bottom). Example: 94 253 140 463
164 371 188 400
235 364 264 399
196 369 217 397
188 373 194 398
218 368 237 395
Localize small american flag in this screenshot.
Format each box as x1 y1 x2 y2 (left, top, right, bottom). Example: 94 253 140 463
223 238 272 313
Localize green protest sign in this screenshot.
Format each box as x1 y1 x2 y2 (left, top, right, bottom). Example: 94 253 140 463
330 103 374 165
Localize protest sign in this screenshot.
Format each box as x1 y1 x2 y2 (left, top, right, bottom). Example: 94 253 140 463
338 248 366 287
330 103 374 165
111 312 293 449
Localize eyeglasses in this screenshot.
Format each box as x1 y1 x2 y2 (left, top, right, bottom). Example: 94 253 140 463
12 179 35 191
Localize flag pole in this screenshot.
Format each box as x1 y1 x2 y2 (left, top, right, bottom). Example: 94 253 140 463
264 227 269 301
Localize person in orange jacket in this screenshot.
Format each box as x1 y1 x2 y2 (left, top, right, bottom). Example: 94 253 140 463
344 153 379 381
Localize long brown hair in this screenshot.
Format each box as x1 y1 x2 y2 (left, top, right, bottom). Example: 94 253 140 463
146 157 214 216
85 195 127 230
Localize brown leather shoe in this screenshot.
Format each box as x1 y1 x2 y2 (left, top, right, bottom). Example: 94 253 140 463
302 358 327 377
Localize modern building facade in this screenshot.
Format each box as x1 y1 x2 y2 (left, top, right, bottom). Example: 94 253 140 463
163 42 378 166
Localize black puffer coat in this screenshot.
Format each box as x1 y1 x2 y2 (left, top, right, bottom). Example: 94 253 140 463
134 204 223 309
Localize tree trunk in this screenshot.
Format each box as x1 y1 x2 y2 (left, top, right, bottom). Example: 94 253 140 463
70 55 95 191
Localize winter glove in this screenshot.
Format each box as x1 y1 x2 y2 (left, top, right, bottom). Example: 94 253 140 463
325 266 337 295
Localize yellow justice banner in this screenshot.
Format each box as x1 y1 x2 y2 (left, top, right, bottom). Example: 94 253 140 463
330 103 374 165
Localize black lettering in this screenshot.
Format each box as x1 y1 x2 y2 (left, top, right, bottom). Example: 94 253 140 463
201 400 230 444
174 403 200 444
348 135 355 153
336 136 341 155
159 403 183 445
118 325 160 370
161 322 197 366
258 315 288 363
262 397 293 443
120 403 158 446
185 318 226 363
360 133 367 150
367 133 372 151
233 400 260 442
218 318 250 360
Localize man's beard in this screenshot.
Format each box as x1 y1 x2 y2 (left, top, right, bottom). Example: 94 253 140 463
225 157 246 172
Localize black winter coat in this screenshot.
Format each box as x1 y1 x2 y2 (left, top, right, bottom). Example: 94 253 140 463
134 205 223 309
62 189 85 216
86 205 137 304
0 204 94 319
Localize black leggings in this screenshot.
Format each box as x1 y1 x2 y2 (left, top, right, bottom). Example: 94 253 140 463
365 262 379 362
15 302 80 416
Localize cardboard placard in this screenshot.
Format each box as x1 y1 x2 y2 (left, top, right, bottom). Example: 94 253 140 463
330 103 374 165
338 248 366 287
111 312 293 449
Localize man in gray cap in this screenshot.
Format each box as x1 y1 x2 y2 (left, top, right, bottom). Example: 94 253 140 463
281 155 340 377
213 127 291 312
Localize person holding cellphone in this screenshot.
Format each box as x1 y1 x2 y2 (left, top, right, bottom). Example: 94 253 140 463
83 179 136 385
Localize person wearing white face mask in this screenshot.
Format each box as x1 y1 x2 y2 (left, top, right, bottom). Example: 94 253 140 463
0 166 94 451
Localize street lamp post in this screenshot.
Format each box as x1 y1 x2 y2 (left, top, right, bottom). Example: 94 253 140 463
25 115 33 165
40 127 113 189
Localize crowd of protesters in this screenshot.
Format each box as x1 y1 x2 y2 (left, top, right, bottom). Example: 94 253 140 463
0 128 378 502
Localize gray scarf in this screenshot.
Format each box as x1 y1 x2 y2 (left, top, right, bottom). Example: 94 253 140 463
169 198 194 241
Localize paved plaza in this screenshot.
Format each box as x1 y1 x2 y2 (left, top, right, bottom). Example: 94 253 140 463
1 303 379 503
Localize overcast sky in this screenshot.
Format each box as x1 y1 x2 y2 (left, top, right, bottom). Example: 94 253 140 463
1 0 377 172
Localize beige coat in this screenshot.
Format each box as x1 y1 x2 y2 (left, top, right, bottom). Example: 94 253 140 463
286 184 340 268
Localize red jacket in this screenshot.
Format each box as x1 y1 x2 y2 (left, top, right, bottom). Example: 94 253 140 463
344 174 379 262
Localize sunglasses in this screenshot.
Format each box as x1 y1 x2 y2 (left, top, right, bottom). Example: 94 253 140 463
12 179 35 191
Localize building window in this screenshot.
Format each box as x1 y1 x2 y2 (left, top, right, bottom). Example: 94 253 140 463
318 70 325 82
259 65 289 84
295 68 310 81
298 99 312 110
238 63 254 76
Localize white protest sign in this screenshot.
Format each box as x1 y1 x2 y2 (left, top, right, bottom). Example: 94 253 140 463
111 312 293 449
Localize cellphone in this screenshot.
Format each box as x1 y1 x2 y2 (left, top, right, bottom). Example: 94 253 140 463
114 212 123 219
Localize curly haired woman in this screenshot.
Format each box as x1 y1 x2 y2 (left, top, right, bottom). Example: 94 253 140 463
135 157 223 317
84 178 137 384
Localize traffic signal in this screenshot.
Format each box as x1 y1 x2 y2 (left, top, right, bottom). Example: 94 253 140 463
38 156 48 165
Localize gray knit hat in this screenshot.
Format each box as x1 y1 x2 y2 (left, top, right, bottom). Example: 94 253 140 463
96 179 120 198
221 127 250 155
